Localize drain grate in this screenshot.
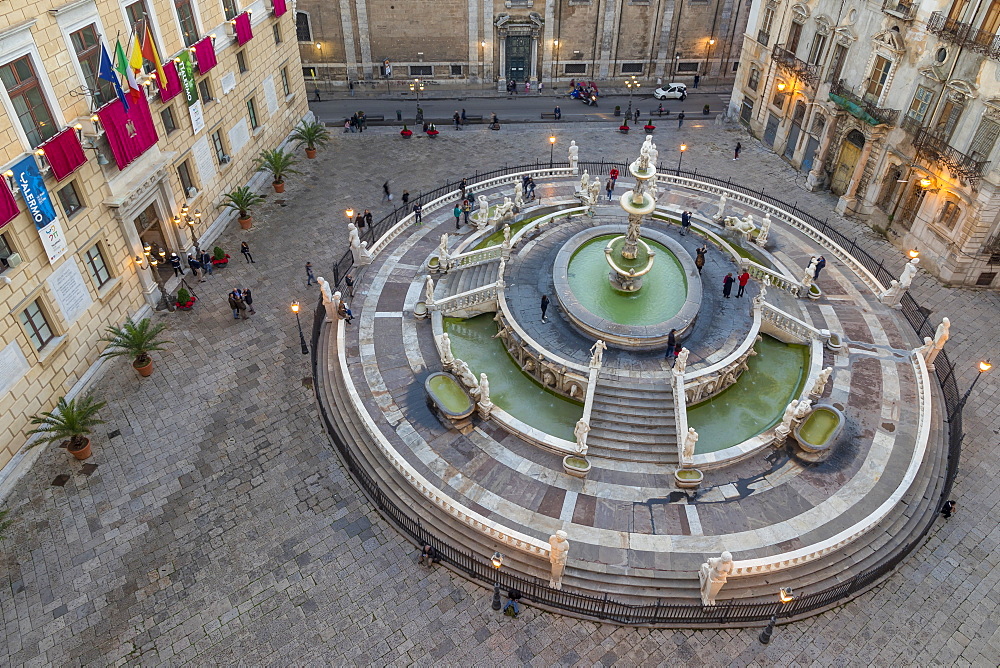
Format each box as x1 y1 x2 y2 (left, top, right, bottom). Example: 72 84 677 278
80 463 98 476
51 475 70 487
107 429 121 439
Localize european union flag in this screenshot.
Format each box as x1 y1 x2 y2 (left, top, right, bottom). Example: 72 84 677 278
97 43 129 111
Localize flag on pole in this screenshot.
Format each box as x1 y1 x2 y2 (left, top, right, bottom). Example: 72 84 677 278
141 23 167 87
97 44 129 111
129 32 144 74
114 40 140 102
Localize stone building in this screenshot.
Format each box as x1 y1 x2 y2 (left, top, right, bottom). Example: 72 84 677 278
0 0 307 472
294 0 751 89
732 0 1000 288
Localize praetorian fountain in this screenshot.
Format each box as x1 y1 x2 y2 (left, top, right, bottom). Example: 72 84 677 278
606 135 659 292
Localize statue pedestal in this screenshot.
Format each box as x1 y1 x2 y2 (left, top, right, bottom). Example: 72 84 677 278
608 271 643 293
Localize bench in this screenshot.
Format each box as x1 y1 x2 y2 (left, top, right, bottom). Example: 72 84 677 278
360 114 384 122
463 115 483 123
649 109 671 117
540 112 562 119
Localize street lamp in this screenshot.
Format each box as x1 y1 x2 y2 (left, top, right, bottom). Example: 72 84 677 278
625 75 639 119
760 588 795 644
908 249 920 260
138 247 175 312
409 78 424 115
291 301 309 355
490 551 504 610
704 37 716 81
549 135 556 168
346 208 354 227
677 143 687 175
173 206 202 255
552 39 560 87
957 360 992 412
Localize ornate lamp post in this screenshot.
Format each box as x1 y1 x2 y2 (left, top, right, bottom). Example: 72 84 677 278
481 41 487 89
173 206 202 255
957 360 992 412
409 78 424 115
625 75 639 119
677 143 687 175
549 135 556 168
291 301 309 354
490 551 504 610
759 588 795 644
137 246 175 312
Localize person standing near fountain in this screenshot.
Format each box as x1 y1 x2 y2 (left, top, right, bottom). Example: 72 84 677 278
680 211 692 236
540 294 550 322
665 329 677 364
605 177 614 202
723 273 735 298
695 246 707 274
736 270 751 298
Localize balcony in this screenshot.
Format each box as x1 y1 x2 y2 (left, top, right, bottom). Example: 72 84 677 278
927 11 1000 60
882 0 917 20
829 80 900 126
771 45 818 85
914 126 990 186
757 29 771 47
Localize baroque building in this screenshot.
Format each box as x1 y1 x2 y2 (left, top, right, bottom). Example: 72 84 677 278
0 0 307 472
294 0 751 89
732 0 1000 288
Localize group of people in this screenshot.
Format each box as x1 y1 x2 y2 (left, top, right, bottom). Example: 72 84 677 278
177 250 216 282
505 79 538 94
721 271 752 299
227 287 255 319
343 111 367 133
569 80 599 98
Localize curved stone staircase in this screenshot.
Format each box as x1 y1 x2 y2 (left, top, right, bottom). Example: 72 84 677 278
437 259 499 299
586 372 678 466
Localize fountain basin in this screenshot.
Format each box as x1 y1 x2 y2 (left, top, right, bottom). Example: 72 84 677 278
425 372 475 434
794 404 845 452
674 468 703 488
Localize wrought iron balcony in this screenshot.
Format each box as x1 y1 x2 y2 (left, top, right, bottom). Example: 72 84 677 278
771 45 819 85
900 115 924 135
829 80 900 126
882 0 917 20
914 126 990 186
927 11 1000 59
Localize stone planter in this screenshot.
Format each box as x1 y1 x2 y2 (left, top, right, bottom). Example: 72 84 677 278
563 455 591 478
807 284 822 300
674 468 703 488
425 372 475 435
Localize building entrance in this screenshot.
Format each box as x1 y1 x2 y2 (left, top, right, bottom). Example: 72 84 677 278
505 36 530 83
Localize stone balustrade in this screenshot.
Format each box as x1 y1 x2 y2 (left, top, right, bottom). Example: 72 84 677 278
683 306 763 403
740 259 804 297
761 302 826 342
432 283 499 316
449 245 503 269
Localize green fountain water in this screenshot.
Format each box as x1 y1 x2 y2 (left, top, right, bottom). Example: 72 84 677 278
687 335 809 453
427 375 473 413
798 408 840 447
443 315 583 441
567 235 687 326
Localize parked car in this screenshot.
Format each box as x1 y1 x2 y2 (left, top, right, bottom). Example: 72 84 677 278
653 83 688 100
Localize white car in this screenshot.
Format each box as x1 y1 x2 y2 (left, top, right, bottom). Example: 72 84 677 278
653 83 688 100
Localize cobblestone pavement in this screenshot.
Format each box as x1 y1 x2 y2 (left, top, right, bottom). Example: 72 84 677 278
1 119 998 666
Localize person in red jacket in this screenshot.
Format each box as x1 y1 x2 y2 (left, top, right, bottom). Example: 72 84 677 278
737 270 751 298
609 167 620 186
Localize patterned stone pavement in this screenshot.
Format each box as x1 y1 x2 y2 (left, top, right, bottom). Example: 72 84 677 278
0 117 998 666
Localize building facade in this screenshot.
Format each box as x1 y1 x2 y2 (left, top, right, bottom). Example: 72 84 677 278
0 0 307 472
732 0 1000 288
294 0 750 89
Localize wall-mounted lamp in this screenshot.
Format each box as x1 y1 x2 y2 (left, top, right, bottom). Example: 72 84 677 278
907 249 920 259
776 81 787 92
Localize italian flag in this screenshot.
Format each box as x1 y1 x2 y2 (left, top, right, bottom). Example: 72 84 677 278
114 40 140 101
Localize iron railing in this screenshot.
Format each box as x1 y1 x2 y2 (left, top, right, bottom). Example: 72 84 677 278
914 126 990 186
927 11 1000 60
319 162 963 625
829 80 900 127
771 45 819 85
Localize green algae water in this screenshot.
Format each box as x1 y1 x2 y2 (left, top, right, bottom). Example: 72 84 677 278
443 315 583 441
427 375 473 413
474 215 544 249
798 407 839 447
687 335 809 454
567 235 687 326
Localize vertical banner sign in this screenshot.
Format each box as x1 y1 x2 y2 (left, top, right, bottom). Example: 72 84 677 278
12 155 67 263
177 51 199 107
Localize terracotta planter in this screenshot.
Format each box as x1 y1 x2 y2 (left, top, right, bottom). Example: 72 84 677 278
133 357 154 377
273 181 285 193
305 148 317 159
238 216 252 230
67 438 92 460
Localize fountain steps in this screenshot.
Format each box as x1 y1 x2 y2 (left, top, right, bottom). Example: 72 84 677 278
438 260 500 299
586 379 678 465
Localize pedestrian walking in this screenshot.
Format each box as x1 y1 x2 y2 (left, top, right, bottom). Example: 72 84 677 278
364 209 373 229
169 252 183 277
609 167 619 185
200 249 214 276
527 177 536 201
382 181 391 202
243 287 255 314
305 262 316 287
337 300 353 324
460 178 468 198
634 108 640 123
453 203 462 230
402 190 410 206
228 289 248 319
345 273 355 298
413 203 423 224
680 211 691 236
814 255 827 279
737 270 750 298
461 109 467 124
941 500 956 518
540 294 550 322
734 142 742 160
453 111 461 129
462 199 472 225
503 588 522 618
240 241 254 263
695 245 706 274
605 177 614 201
525 80 530 94
313 87 321 102
723 273 735 298
554 105 562 120
665 328 677 365
693 74 700 88
678 112 685 128
187 254 205 282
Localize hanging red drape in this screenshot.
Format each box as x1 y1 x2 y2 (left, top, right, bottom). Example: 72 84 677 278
273 0 288 16
193 37 217 74
39 128 87 181
0 178 17 229
234 12 253 46
96 92 159 170
157 61 182 102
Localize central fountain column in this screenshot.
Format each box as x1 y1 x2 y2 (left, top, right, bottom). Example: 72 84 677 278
605 136 659 292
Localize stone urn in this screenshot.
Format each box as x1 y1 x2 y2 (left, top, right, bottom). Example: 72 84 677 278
808 284 822 300
674 468 703 488
563 455 591 478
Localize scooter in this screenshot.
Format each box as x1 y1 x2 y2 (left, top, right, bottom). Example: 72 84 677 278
581 94 598 106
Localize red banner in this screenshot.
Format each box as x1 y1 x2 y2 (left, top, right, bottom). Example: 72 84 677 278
193 37 217 74
234 12 253 46
0 178 17 229
40 128 87 181
96 92 159 170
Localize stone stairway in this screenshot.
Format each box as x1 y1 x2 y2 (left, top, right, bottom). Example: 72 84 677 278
437 259 499 299
586 372 678 466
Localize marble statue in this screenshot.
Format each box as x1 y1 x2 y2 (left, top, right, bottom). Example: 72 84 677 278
471 195 491 230
573 419 590 455
714 193 728 220
924 317 950 367
496 258 506 289
682 427 699 466
476 372 493 418
802 257 818 288
589 340 607 368
513 182 524 210
435 332 455 367
548 530 570 590
317 277 336 322
499 197 516 223
809 366 833 399
674 347 690 375
756 214 771 246
503 224 512 247
753 281 768 306
423 274 435 305
699 551 734 606
879 279 904 307
587 180 601 207
774 399 800 442
437 233 451 271
579 169 590 193
348 223 373 265
916 336 936 366
900 258 919 290
452 359 479 389
793 398 813 421
568 140 579 173
331 291 343 322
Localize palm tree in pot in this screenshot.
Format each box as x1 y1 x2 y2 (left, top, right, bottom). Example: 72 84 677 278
255 148 300 194
28 395 107 460
219 186 266 230
99 317 170 377
290 120 331 159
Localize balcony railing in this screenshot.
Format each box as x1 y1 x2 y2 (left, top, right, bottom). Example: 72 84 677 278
900 115 924 135
829 80 900 126
914 126 990 186
757 30 771 47
882 0 917 20
771 45 819 85
927 11 1000 60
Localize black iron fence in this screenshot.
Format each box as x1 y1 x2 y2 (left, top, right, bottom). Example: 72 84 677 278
319 162 961 625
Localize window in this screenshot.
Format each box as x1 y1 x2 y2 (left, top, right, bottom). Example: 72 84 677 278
0 56 57 147
20 299 55 351
621 63 644 74
211 129 227 164
174 0 199 47
126 1 162 75
296 12 311 42
451 65 463 76
732 61 740 72
740 97 754 124
409 65 432 76
198 78 214 103
786 22 803 54
864 56 892 103
806 34 827 66
160 106 177 133
84 244 112 289
247 98 259 129
968 118 1000 160
758 3 776 46
906 86 936 124
564 64 587 74
236 50 248 74
302 67 316 78
677 62 699 72
976 271 997 286
177 159 196 196
273 23 282 44
827 44 848 84
876 165 903 211
222 0 239 21
935 99 964 140
938 199 961 230
0 232 15 271
982 0 1000 34
773 89 787 108
747 67 760 92
947 0 969 20
280 67 290 96
56 182 83 217
70 25 115 107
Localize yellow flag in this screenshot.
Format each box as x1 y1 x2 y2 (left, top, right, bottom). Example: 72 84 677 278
129 34 143 73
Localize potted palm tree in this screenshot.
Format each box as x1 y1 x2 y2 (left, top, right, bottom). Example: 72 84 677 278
290 120 331 159
255 148 300 193
28 395 107 460
99 317 170 377
219 186 266 230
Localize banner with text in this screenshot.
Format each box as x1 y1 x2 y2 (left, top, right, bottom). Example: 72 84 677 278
177 50 199 107
12 154 67 263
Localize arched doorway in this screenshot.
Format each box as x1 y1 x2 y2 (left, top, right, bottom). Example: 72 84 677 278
830 130 866 196
784 101 806 160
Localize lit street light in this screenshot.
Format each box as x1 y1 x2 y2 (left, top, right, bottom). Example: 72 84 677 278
677 143 687 175
491 551 504 610
291 301 309 355
625 75 639 120
549 135 556 168
759 588 795 644
957 360 992 412
137 248 175 312
409 78 424 117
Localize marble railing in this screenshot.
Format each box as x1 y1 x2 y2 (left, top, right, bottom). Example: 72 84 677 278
761 302 826 342
672 369 688 465
449 245 503 269
740 259 805 297
433 283 499 315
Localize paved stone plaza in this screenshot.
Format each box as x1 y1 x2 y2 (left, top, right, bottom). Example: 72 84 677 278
1 117 998 665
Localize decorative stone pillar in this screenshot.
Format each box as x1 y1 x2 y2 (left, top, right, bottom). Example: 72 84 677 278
836 136 875 215
806 116 837 192
698 551 734 606
530 37 538 83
